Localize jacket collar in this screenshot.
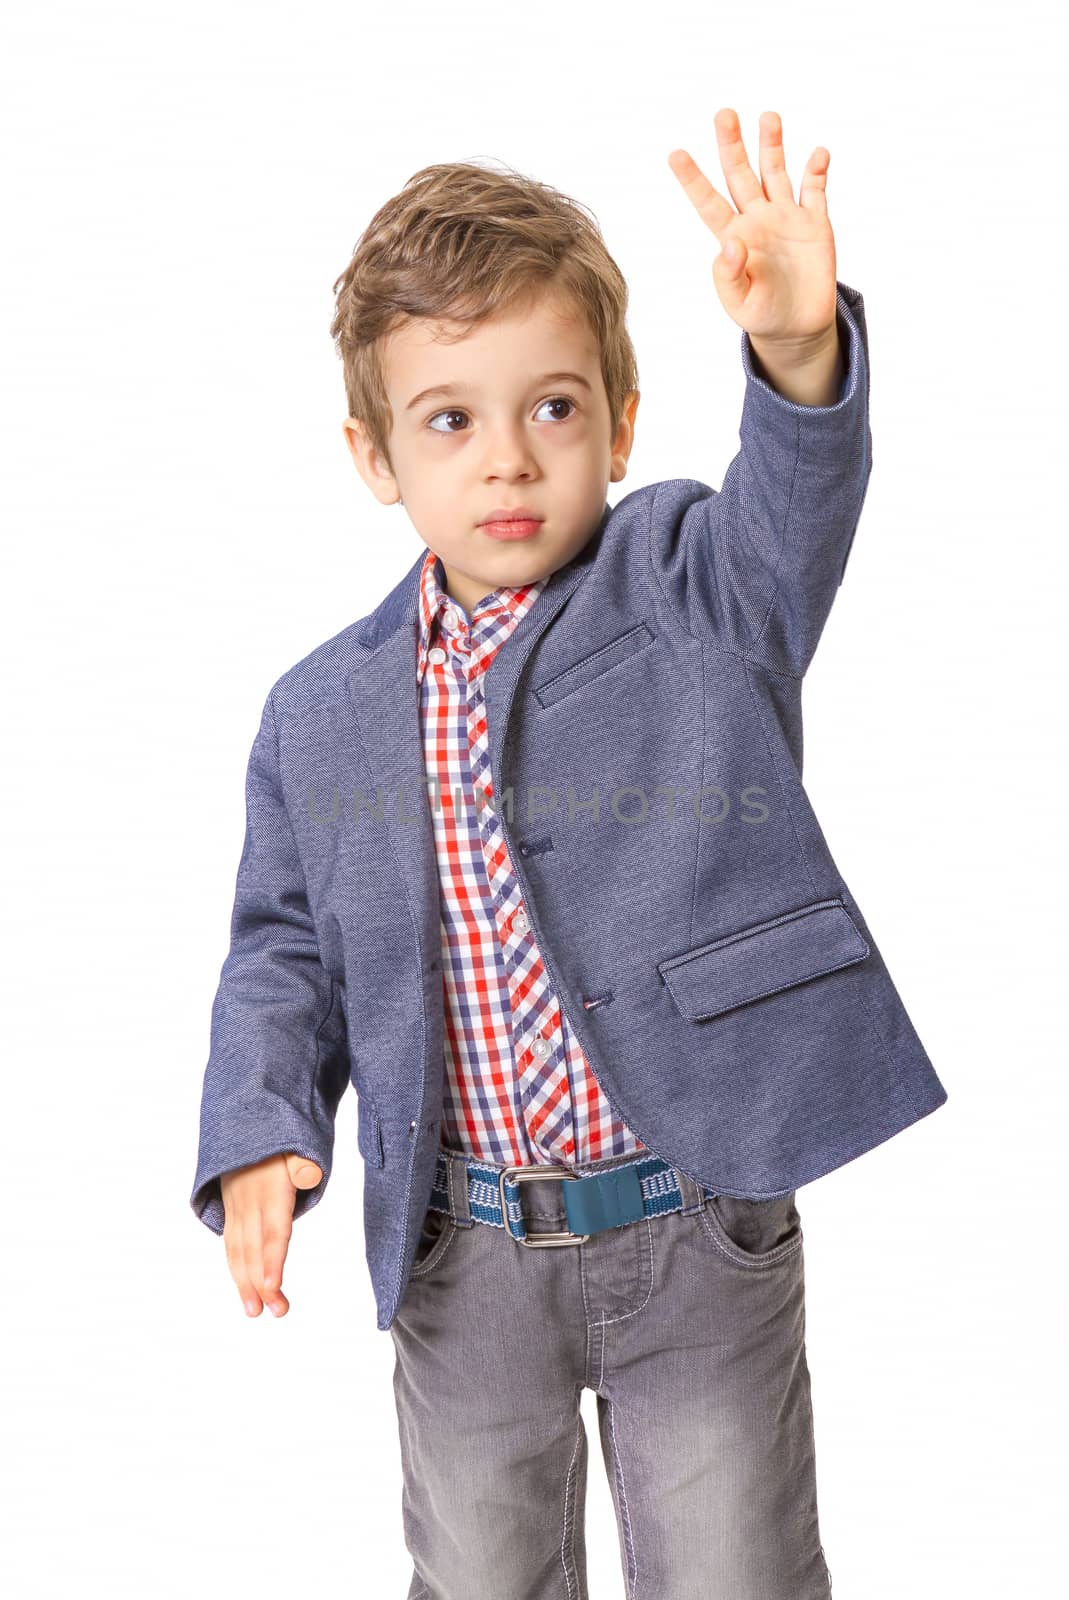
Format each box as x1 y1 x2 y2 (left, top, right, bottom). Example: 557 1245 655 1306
354 501 613 657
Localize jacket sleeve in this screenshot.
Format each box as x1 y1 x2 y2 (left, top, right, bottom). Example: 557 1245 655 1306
189 689 350 1236
651 279 873 677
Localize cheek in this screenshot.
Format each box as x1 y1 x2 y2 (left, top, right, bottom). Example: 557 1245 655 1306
547 427 601 464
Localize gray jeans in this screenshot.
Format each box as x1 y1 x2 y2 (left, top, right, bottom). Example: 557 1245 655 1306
389 1145 833 1600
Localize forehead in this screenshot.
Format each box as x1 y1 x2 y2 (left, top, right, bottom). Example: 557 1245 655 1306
383 287 599 389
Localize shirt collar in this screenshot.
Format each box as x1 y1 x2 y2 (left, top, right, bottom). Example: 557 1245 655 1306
415 546 547 684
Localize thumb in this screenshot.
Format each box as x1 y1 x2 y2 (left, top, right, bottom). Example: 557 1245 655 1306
712 235 750 314
284 1154 324 1190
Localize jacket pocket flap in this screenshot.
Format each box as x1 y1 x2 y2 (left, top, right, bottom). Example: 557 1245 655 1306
534 621 655 709
657 897 869 1022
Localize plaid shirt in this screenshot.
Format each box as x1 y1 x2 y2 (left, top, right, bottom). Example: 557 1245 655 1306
415 546 645 1168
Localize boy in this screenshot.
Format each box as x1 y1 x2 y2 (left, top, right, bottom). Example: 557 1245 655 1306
190 107 947 1598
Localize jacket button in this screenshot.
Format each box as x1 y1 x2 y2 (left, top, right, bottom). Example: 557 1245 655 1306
408 1119 417 1137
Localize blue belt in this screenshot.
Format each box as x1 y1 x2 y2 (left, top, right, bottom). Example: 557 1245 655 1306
428 1148 715 1249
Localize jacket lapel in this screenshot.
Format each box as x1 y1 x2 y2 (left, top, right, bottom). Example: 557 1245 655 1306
344 505 610 971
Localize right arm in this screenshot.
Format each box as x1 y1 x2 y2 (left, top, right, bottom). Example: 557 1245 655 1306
189 689 350 1311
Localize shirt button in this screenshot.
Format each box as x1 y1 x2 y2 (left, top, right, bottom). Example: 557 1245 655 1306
512 909 529 934
443 608 459 630
531 1036 551 1060
428 646 447 665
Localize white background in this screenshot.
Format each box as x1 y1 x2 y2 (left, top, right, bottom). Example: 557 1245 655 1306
3 2 1065 1595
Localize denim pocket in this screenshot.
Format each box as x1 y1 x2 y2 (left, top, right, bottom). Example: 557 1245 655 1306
696 1192 803 1269
409 1206 459 1280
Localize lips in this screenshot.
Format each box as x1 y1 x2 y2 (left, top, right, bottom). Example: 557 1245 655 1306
479 507 542 524
481 520 542 541
479 508 544 542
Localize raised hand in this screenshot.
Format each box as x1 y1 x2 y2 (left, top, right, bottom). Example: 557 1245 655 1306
668 108 838 348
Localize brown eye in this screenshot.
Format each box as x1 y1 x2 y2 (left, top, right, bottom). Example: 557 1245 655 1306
536 397 577 422
427 409 469 434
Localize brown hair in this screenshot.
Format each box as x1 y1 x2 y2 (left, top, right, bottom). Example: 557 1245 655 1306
329 159 639 475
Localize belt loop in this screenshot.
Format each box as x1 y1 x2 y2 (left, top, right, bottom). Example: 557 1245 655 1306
447 1151 475 1229
675 1167 707 1216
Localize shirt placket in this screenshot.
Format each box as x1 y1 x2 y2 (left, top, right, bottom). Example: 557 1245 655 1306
423 610 520 1157
459 612 578 1164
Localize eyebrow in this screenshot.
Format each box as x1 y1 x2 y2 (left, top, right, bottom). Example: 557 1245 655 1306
405 370 593 413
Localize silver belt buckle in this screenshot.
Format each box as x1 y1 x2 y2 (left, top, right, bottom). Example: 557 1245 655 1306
498 1164 590 1248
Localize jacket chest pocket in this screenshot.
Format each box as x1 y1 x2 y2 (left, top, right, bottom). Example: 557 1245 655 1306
657 897 869 1021
533 621 656 709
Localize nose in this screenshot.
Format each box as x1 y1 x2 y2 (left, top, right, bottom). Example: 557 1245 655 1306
481 422 538 478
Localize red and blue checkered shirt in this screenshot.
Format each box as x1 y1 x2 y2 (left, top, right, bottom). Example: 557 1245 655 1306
415 546 646 1169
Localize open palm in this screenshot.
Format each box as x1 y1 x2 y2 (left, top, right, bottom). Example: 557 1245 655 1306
668 108 838 343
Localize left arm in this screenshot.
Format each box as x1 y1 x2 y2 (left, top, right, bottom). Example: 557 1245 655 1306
661 111 872 674
651 277 872 676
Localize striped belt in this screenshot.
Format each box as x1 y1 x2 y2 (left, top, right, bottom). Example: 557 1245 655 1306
427 1148 715 1250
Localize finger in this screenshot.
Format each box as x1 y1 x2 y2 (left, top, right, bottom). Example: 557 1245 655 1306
260 1211 294 1318
799 146 830 218
243 1203 286 1318
713 236 751 315
757 110 795 205
241 1212 273 1317
713 106 765 211
285 1153 323 1190
667 149 735 242
225 1220 263 1317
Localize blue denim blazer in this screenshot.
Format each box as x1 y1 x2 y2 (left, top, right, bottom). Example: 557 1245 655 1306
190 281 948 1331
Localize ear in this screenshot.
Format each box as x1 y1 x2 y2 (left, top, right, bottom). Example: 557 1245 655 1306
342 417 403 507
609 390 641 482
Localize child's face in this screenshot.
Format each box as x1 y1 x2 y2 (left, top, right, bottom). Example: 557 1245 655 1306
344 286 640 618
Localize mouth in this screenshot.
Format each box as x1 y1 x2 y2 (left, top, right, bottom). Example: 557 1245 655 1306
479 511 544 542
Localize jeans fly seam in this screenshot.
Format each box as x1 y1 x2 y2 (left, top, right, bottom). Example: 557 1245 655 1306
596 1220 655 1390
